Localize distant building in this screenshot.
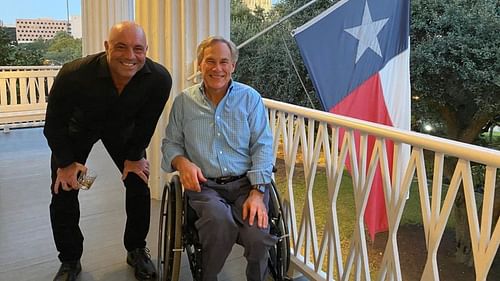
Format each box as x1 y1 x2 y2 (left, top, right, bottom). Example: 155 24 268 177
16 18 71 43
243 0 272 11
69 15 82 39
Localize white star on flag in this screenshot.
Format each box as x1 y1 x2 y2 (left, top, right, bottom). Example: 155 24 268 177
344 1 389 63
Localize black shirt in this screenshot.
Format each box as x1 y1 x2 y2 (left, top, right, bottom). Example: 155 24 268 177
44 52 172 168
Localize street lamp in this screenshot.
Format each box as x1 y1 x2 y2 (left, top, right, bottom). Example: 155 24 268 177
423 124 433 132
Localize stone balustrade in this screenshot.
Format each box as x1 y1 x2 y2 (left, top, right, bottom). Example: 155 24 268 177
0 66 60 132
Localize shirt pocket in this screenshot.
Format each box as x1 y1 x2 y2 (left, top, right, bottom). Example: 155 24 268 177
222 112 250 145
184 109 213 141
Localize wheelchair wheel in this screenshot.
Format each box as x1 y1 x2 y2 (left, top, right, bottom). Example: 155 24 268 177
268 181 291 281
157 177 183 281
183 197 203 281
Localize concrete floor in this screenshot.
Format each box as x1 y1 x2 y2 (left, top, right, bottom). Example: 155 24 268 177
0 127 250 281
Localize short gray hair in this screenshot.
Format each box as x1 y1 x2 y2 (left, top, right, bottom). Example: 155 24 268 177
197 36 239 64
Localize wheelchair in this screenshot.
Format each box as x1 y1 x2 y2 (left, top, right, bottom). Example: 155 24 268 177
157 174 291 281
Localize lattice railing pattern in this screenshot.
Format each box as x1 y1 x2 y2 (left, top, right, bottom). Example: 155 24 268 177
265 99 500 281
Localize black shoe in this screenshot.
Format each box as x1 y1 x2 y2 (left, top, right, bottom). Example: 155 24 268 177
127 247 156 280
53 260 81 281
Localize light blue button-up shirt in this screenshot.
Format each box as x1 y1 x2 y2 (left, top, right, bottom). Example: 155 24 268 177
161 81 273 185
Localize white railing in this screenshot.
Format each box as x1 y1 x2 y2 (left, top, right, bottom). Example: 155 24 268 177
264 99 500 281
0 65 62 71
0 66 60 131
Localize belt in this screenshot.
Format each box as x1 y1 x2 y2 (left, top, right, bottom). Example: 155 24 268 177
208 174 246 184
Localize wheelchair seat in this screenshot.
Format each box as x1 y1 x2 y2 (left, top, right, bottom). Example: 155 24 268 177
158 175 290 281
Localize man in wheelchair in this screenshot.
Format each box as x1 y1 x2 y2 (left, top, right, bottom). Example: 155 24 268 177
161 36 278 281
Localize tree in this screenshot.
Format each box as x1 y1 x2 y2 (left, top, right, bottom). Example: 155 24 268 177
0 27 47 66
45 32 82 64
230 0 335 108
411 0 499 142
1 29 81 66
411 0 500 264
0 27 15 65
14 39 47 66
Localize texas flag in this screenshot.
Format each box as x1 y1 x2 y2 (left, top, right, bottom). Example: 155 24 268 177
293 0 410 240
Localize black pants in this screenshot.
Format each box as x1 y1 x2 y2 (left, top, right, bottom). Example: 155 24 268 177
49 136 151 262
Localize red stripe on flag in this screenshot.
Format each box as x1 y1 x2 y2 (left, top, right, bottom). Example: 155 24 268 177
330 73 394 240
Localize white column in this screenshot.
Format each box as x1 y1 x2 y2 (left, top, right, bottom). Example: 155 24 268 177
135 0 231 199
81 0 134 56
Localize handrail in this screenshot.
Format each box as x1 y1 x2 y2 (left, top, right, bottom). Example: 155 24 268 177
264 98 500 166
0 65 62 71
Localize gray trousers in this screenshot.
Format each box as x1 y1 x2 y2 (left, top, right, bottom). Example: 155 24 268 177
186 177 278 281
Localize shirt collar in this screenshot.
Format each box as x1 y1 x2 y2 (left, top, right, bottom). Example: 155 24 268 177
198 79 234 95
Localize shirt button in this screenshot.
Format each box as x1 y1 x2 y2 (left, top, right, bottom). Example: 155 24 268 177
219 151 223 154
217 133 221 136
224 168 227 171
216 116 220 119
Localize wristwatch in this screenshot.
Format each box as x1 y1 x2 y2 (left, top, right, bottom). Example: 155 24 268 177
252 184 266 194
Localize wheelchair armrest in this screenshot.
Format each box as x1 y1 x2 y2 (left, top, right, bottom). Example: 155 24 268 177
165 171 180 185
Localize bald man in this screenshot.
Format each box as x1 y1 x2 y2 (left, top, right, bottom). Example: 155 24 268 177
44 21 172 281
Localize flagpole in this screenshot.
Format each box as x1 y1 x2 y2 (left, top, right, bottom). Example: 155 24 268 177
187 0 319 81
66 0 70 34
236 0 319 49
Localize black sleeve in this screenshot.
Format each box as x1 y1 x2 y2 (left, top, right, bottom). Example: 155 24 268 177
124 64 172 161
43 66 78 168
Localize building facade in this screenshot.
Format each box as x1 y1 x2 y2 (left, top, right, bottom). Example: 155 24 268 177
243 0 272 11
69 16 82 39
16 18 71 43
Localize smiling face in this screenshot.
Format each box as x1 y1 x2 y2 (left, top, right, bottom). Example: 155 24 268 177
198 41 236 96
104 22 148 87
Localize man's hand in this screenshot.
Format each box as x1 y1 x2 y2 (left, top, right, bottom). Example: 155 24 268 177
242 189 268 229
54 162 87 194
122 158 150 183
172 156 206 192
